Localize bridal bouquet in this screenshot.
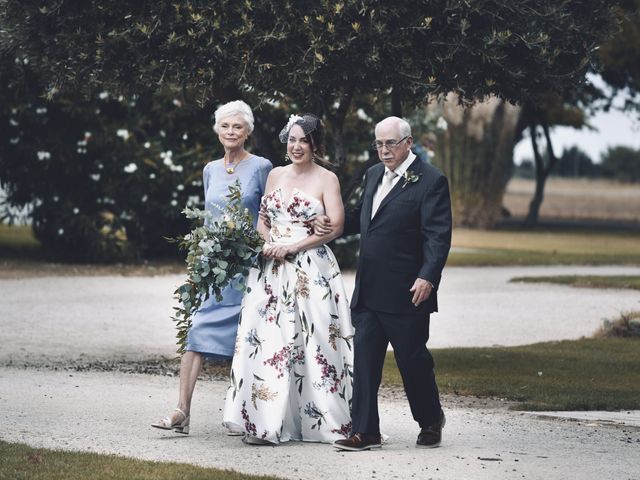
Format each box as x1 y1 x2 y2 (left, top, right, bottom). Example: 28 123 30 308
170 181 264 354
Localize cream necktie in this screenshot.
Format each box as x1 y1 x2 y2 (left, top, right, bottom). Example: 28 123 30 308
371 170 398 218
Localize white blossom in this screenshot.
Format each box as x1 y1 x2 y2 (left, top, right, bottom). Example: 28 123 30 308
187 195 200 206
90 174 101 182
176 184 184 191
173 99 182 107
149 173 156 179
58 228 64 235
77 139 88 154
182 133 188 140
10 138 20 145
123 163 138 173
36 107 47 115
9 119 19 127
116 129 131 141
170 164 183 173
159 130 166 138
436 116 448 131
53 196 59 202
37 151 51 161
73 208 79 214
144 141 151 149
99 91 109 100
357 150 370 162
171 199 178 206
160 150 173 165
284 114 303 133
356 108 372 122
141 195 148 203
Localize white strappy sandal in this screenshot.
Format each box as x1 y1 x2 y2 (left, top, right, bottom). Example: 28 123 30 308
151 408 190 434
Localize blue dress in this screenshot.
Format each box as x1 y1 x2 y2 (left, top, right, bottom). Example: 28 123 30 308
186 154 272 359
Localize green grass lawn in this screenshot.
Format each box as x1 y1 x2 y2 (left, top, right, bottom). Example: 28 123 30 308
383 338 640 411
510 275 640 290
449 227 640 265
0 224 40 252
0 440 283 480
3 224 640 266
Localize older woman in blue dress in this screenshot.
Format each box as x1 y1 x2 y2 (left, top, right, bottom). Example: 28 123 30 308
152 100 272 434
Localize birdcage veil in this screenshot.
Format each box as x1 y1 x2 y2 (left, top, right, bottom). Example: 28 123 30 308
278 114 320 143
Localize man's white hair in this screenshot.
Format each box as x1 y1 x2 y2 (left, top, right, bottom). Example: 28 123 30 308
375 116 412 138
213 100 254 134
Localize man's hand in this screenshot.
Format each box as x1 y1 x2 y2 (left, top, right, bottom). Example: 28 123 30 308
409 278 433 307
259 206 271 229
313 215 333 237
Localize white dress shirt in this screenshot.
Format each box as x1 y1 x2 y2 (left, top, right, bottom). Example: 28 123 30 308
371 151 417 218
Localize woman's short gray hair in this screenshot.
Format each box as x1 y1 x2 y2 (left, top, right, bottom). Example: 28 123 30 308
213 100 254 134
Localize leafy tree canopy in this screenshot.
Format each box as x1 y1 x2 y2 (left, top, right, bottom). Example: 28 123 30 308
2 0 624 109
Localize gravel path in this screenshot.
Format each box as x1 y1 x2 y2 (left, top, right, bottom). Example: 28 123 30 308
1 265 640 479
1 368 638 480
2 265 639 364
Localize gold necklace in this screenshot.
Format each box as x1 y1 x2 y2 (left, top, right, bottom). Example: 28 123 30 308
225 153 248 174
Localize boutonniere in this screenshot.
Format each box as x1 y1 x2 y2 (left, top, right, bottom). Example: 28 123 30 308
401 170 422 188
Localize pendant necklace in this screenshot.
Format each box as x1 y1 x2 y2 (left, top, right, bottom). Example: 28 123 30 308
225 153 247 174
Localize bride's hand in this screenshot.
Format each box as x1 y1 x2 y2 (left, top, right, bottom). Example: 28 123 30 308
262 242 275 258
270 244 297 260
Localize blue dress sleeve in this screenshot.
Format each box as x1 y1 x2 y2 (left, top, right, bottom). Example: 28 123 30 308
257 158 273 196
202 162 212 198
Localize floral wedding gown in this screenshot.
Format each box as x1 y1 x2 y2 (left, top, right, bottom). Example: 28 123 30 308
223 188 354 444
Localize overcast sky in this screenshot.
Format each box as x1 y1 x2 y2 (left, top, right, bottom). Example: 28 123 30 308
514 76 640 164
514 108 640 164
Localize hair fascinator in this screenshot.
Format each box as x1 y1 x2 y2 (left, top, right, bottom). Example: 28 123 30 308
278 114 320 143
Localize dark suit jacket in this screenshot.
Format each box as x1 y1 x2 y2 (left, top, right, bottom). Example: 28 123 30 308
346 157 452 315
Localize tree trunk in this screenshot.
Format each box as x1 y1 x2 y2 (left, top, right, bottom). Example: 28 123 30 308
432 94 522 228
392 87 403 118
324 84 355 167
526 119 559 225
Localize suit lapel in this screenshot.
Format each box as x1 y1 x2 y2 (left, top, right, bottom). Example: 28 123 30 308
373 158 422 218
363 167 384 226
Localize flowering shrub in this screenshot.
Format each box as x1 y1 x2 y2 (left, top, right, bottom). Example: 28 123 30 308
170 181 264 354
0 55 218 261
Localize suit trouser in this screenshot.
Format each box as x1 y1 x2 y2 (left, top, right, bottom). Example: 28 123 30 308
350 307 441 434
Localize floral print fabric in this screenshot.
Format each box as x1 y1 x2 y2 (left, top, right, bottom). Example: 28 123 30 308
223 188 354 443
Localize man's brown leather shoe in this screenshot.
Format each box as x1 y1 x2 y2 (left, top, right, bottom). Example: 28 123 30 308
416 411 445 448
333 433 382 451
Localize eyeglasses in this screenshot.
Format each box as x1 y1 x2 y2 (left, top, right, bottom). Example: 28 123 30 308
372 136 409 150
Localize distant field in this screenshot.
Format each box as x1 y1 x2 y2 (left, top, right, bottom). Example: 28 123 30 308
503 178 640 222
3 177 640 268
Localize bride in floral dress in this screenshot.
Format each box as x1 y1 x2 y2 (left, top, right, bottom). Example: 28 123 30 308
223 114 354 445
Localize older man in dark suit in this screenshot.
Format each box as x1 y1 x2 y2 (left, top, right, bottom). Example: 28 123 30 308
331 116 452 451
